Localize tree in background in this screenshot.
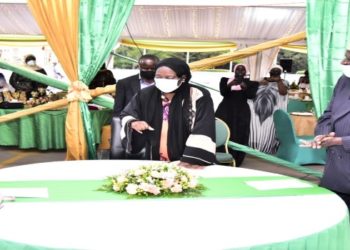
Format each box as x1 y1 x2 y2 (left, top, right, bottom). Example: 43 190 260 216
113 45 231 70
277 49 307 73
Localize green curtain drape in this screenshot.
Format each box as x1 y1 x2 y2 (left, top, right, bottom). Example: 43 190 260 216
307 0 350 117
78 0 134 158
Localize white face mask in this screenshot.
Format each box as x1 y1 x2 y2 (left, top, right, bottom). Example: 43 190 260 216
155 78 181 93
26 60 36 66
341 64 350 78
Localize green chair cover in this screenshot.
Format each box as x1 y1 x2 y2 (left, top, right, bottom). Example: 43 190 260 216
215 118 235 166
273 109 326 165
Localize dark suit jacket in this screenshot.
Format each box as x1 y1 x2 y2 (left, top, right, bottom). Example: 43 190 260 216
113 74 140 117
316 75 350 193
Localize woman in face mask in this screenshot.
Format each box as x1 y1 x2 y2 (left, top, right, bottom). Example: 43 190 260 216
119 57 216 167
300 49 350 211
215 64 259 166
9 54 47 99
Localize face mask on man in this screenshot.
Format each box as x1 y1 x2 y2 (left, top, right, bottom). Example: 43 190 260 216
341 64 350 78
26 60 36 66
155 78 182 93
140 70 156 80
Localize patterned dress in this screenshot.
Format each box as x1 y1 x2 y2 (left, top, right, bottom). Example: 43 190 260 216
248 80 288 154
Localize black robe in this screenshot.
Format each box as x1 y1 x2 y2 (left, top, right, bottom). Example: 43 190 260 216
120 84 216 165
215 77 258 166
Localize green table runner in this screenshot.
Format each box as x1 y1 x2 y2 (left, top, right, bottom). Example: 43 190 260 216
0 108 112 150
0 176 331 202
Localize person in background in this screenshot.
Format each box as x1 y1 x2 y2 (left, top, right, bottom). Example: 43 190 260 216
0 72 14 102
88 63 116 90
298 70 310 90
113 54 159 117
249 65 288 153
120 57 216 167
300 49 350 210
215 64 259 166
9 54 47 99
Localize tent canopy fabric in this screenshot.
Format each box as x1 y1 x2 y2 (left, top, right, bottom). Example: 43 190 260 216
0 1 305 47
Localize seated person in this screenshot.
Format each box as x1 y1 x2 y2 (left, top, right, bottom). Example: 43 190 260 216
298 70 310 90
9 54 47 99
88 63 116 89
120 57 216 167
0 72 13 102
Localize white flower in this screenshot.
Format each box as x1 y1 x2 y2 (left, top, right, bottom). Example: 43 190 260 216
151 171 161 178
162 179 174 189
113 184 120 192
126 184 138 195
133 169 145 176
105 164 203 197
170 184 183 193
162 171 176 179
188 178 198 188
139 182 151 192
147 184 161 195
117 175 127 183
146 176 154 184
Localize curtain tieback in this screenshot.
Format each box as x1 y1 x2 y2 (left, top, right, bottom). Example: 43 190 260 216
67 81 92 102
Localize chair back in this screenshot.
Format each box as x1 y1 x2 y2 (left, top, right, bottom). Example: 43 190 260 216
273 109 298 145
215 117 230 151
110 117 126 159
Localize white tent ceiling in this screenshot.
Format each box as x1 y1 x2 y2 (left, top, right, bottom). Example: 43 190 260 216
0 1 306 46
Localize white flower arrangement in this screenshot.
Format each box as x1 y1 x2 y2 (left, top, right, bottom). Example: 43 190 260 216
100 164 204 197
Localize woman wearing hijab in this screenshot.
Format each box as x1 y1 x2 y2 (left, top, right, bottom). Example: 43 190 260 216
215 64 259 166
248 65 288 153
120 57 216 167
9 54 47 99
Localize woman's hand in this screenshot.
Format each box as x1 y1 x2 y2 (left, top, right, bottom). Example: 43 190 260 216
319 132 342 147
130 121 154 134
299 134 326 149
177 161 204 169
299 132 341 148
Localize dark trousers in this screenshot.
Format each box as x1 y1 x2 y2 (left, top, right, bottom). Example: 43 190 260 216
334 191 350 211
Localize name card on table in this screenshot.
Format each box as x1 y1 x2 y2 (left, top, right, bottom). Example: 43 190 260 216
246 179 313 191
0 188 49 198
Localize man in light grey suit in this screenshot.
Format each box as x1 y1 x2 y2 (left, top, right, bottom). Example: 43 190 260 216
302 49 350 210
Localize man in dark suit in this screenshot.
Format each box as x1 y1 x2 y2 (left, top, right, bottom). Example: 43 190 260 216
301 49 350 210
113 54 159 116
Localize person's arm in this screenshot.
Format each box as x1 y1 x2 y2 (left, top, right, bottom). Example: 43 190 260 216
301 79 341 149
180 90 216 166
314 78 341 136
244 80 259 99
120 94 147 154
9 73 19 90
276 78 288 95
218 77 231 96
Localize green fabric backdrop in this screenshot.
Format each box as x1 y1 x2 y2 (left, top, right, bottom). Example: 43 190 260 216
307 0 350 117
0 109 112 150
77 0 135 159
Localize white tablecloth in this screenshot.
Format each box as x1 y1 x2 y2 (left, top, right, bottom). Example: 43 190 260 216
0 160 348 250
